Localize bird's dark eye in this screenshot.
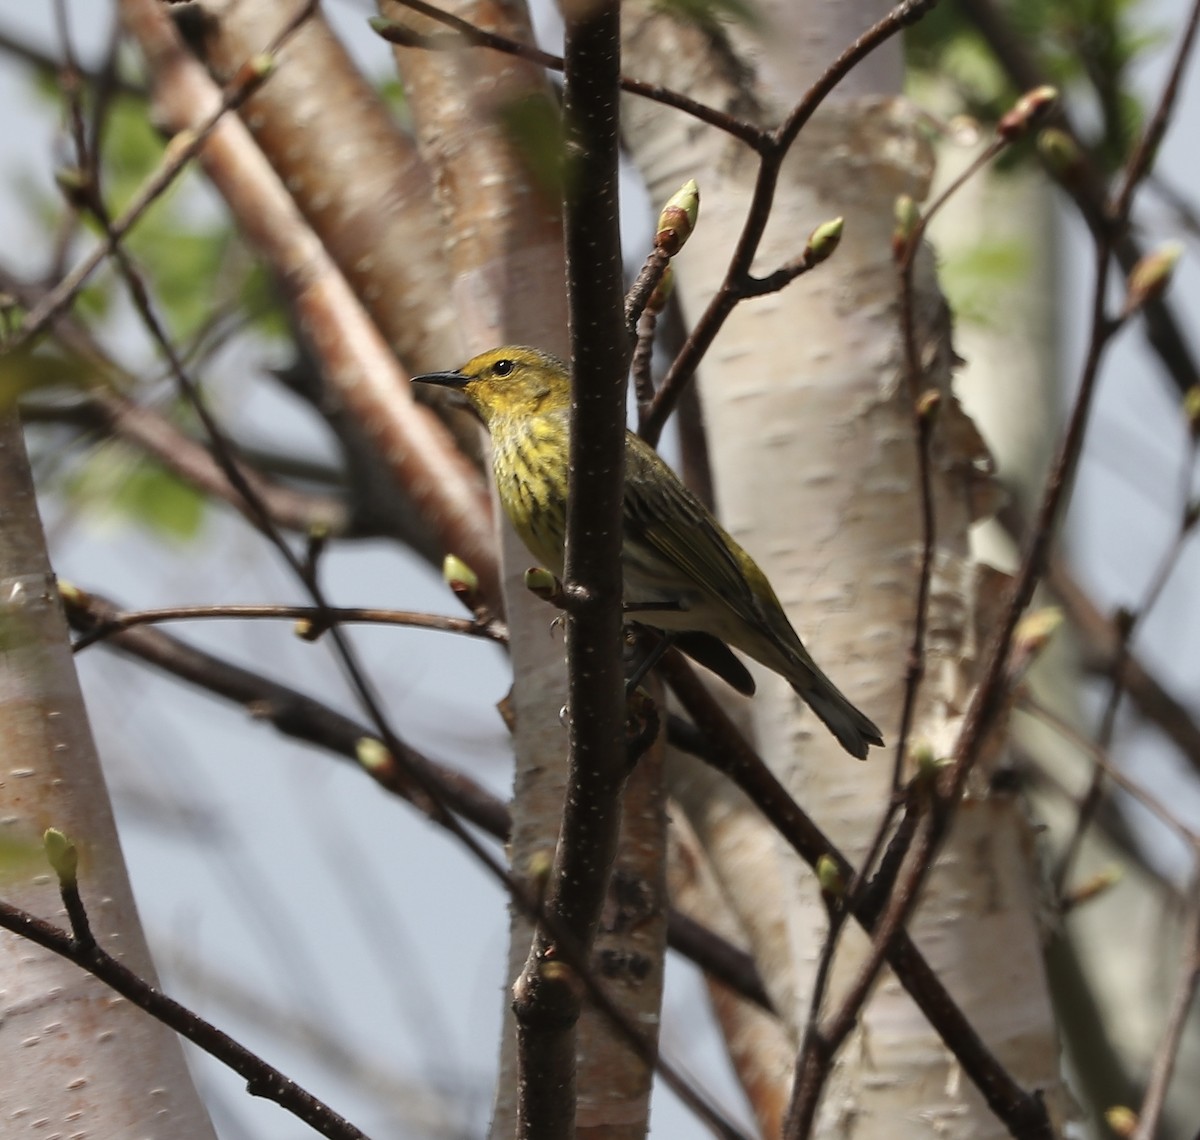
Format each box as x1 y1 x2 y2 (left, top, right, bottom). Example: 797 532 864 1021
492 359 515 377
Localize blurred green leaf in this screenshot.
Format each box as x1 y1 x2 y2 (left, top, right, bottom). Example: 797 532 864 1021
906 0 1159 172
66 441 207 542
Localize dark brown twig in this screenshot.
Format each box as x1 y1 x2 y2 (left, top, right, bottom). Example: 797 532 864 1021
61 586 771 1014
0 894 367 1140
661 652 1053 1140
1131 888 1200 1140
640 0 939 444
371 0 764 148
9 3 318 350
817 18 1200 1132
511 3 647 1136
957 0 1200 400
68 597 508 653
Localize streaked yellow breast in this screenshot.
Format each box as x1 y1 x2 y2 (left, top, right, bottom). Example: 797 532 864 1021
491 413 570 574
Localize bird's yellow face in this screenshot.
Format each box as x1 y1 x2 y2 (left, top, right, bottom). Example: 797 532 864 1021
411 346 570 430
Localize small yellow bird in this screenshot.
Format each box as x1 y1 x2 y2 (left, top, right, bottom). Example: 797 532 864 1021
413 347 883 758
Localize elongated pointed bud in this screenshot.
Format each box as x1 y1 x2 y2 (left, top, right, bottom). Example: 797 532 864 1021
1123 241 1182 316
44 828 79 888
805 217 844 266
645 264 674 316
892 194 921 261
655 179 699 256
1036 128 1084 181
997 85 1058 140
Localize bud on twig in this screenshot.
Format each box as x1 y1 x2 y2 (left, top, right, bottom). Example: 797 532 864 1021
892 194 921 261
997 86 1058 140
44 828 79 888
356 736 390 772
1014 607 1063 660
916 389 941 421
1122 241 1183 317
655 179 700 256
1036 128 1084 181
1184 385 1200 439
443 553 481 611
524 566 562 604
1104 1106 1138 1139
816 854 844 898
234 52 276 92
804 217 844 267
911 740 943 781
294 617 321 642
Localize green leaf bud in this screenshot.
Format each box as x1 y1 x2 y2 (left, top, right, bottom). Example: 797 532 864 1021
997 86 1058 140
356 737 390 772
655 179 700 256
815 854 844 897
1036 128 1084 181
1123 241 1183 316
44 828 78 888
443 554 479 594
805 217 844 266
524 566 561 603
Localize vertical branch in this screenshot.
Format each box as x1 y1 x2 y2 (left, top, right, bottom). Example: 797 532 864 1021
510 2 630 1137
558 0 628 945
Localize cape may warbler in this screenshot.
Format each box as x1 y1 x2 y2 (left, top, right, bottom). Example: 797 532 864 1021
413 347 884 758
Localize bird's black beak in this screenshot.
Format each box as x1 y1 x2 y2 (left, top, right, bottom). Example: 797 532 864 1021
411 369 469 389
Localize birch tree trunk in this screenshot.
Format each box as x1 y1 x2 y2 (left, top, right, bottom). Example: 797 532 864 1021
622 2 1067 1134
0 409 217 1139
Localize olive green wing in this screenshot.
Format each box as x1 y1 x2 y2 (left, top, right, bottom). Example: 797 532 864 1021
622 433 774 631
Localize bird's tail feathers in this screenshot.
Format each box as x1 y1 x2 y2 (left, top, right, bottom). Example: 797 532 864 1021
795 675 884 761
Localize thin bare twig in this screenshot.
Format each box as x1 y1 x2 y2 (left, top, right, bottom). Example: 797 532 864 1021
1022 696 1200 851
640 0 939 444
0 894 367 1140
67 598 508 653
372 0 764 148
957 0 1200 400
661 652 1053 1140
1048 558 1200 771
9 3 318 350
807 19 1200 1136
1131 887 1200 1140
1054 504 1197 897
